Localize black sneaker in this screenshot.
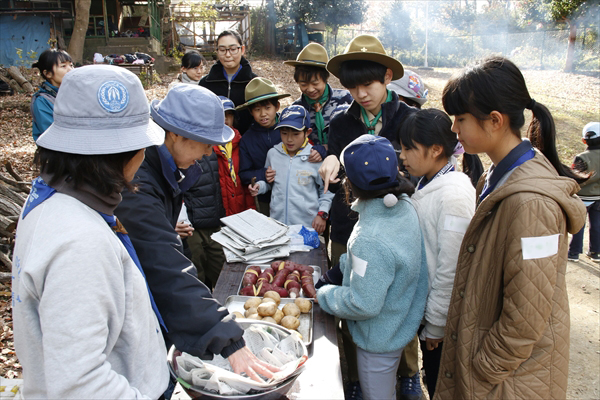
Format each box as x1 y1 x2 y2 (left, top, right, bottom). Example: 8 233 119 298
586 252 600 262
568 253 579 262
345 381 363 400
398 371 423 400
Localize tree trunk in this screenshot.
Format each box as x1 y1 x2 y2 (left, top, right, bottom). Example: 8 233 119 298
332 26 339 55
564 18 577 72
265 0 276 55
7 66 34 92
68 0 92 64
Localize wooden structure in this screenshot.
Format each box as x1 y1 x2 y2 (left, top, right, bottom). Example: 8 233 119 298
170 2 250 55
209 246 345 400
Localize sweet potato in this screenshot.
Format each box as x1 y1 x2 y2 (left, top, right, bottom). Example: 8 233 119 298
239 285 259 296
294 263 315 275
301 271 316 298
256 267 275 286
242 266 261 287
272 268 291 287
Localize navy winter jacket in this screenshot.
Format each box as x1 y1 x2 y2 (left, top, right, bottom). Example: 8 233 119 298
199 57 258 134
115 146 245 359
238 119 282 204
184 152 225 229
327 93 416 245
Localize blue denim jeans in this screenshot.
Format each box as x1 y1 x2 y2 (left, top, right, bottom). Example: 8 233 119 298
569 200 600 255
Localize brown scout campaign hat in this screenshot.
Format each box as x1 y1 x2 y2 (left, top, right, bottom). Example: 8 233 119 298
283 43 329 68
235 77 291 110
327 35 404 81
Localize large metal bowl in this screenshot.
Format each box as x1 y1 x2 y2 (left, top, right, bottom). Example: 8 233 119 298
167 320 307 400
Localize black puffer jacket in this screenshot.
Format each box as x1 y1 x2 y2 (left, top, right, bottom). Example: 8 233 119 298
199 57 258 134
327 93 416 245
115 146 244 359
184 152 225 229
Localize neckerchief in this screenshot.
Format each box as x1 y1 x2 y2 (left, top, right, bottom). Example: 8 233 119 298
217 141 237 187
223 64 242 83
417 161 455 190
283 137 309 156
157 144 203 194
22 177 167 331
304 85 330 144
361 90 393 135
479 140 535 203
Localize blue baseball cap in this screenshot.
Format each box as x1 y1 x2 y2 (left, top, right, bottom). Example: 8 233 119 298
218 95 236 113
275 105 309 131
341 135 399 191
150 85 234 145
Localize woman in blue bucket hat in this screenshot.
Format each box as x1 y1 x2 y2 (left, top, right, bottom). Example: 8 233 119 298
114 84 279 383
12 65 169 398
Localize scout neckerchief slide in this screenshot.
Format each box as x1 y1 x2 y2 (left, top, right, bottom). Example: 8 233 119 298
361 90 393 134
304 85 330 144
22 177 167 331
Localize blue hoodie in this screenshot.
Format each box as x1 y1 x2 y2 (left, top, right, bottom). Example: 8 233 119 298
257 142 333 227
317 195 428 353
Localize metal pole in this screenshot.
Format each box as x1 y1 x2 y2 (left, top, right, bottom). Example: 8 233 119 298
424 1 428 67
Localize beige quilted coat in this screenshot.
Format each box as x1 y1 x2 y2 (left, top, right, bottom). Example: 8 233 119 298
433 153 586 400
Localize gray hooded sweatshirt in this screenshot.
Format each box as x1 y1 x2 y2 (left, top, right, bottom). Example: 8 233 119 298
258 142 333 227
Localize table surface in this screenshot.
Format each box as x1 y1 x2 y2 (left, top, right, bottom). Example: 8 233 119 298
211 246 344 400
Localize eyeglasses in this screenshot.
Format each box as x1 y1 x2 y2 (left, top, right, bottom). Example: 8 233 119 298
217 46 242 55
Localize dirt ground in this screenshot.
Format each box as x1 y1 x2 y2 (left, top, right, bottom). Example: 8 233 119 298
1 59 599 398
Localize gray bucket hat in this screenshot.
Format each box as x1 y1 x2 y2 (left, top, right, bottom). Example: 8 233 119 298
37 65 164 155
150 84 234 145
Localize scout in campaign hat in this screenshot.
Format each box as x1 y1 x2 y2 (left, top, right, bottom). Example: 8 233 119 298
283 43 329 68
235 77 290 110
327 35 404 81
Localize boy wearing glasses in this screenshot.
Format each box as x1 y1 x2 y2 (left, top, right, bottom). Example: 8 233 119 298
200 30 257 134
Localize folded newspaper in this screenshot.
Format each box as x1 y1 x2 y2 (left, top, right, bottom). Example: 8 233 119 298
212 209 291 263
175 324 307 395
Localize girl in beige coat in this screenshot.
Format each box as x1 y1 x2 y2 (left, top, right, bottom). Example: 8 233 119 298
434 56 587 399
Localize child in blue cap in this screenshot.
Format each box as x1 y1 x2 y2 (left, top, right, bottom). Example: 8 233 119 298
316 134 428 400
249 105 334 233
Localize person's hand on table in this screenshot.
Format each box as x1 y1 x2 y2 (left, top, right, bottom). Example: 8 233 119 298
308 149 322 163
175 221 194 238
228 346 280 382
319 155 340 193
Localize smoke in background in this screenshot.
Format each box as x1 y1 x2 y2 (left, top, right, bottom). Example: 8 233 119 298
322 0 599 71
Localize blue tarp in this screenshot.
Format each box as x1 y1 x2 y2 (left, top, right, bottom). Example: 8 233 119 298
0 15 51 67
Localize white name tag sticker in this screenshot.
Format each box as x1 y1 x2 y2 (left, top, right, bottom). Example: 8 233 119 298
444 215 471 234
521 234 560 260
351 251 368 278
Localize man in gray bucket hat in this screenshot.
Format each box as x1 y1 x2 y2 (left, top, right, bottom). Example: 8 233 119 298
114 84 278 383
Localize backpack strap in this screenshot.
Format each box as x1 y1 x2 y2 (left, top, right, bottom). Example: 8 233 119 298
30 91 56 124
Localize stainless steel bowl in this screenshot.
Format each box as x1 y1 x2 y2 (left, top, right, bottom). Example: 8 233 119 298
167 320 307 400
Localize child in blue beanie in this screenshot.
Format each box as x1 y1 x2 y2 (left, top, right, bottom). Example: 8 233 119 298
316 134 428 400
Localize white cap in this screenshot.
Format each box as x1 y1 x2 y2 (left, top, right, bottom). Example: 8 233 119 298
582 122 600 140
